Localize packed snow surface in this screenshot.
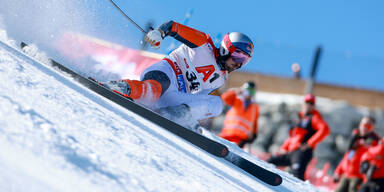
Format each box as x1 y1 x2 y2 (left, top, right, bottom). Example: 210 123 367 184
0 31 318 191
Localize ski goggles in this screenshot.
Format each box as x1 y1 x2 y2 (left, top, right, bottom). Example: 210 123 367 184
231 50 251 66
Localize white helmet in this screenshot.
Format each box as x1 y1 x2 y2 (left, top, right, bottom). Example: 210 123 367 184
217 32 254 70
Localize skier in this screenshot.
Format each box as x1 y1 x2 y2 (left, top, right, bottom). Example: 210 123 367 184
266 94 330 180
333 116 380 192
358 137 384 192
102 20 254 130
219 81 259 148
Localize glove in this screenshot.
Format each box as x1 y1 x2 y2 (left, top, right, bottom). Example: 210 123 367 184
157 104 199 131
333 175 340 183
360 161 370 174
158 104 190 119
144 29 164 49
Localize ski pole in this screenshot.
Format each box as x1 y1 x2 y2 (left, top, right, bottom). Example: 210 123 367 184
109 0 148 34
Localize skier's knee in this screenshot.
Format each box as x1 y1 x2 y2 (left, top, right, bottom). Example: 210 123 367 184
142 70 170 96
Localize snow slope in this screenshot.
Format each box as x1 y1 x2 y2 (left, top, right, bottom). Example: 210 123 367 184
0 31 318 191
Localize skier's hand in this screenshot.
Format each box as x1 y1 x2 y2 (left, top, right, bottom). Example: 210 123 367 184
144 29 164 49
157 104 192 124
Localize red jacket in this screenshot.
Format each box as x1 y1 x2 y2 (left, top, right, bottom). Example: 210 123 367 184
334 130 379 178
361 142 384 179
219 90 259 140
280 110 330 152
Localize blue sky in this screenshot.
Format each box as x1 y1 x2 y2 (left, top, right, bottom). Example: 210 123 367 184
1 0 383 91
109 0 384 91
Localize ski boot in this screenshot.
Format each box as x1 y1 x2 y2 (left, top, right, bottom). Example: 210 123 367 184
88 77 132 99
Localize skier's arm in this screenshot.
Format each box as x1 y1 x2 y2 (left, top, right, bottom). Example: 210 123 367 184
158 20 209 48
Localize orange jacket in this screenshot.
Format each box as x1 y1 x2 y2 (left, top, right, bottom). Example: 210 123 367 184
334 130 379 178
280 110 330 152
220 90 259 140
361 142 384 179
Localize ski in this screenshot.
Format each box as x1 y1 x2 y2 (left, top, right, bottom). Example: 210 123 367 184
20 42 282 186
225 152 282 186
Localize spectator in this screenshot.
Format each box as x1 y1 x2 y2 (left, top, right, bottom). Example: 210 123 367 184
266 94 330 180
219 81 259 148
358 137 384 192
333 116 380 192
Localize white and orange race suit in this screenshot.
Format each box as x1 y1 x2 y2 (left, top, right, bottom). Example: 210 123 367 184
123 21 228 121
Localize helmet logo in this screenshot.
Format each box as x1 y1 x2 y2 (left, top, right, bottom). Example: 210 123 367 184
246 45 253 54
223 34 236 54
225 38 233 50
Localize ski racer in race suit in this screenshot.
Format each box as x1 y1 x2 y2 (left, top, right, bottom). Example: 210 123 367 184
219 81 259 148
333 116 379 192
103 21 254 129
266 94 330 180
358 137 384 192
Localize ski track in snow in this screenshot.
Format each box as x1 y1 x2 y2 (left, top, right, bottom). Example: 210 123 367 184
0 38 318 192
